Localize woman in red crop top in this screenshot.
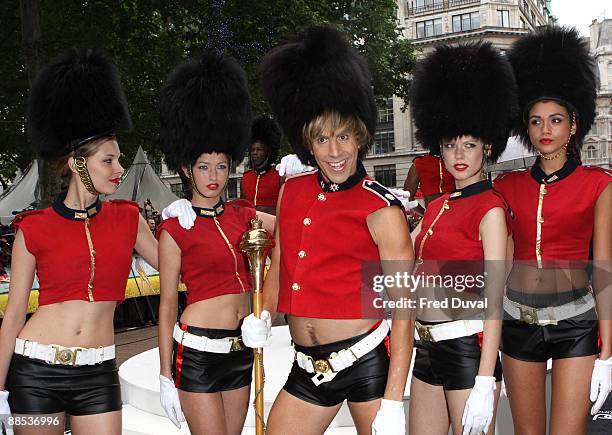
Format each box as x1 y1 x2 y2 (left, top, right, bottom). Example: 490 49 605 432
407 43 516 435
256 27 414 435
0 49 157 435
155 52 274 435
494 27 612 434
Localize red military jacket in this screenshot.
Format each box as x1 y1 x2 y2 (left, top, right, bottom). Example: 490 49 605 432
494 159 611 268
12 193 139 305
413 154 455 196
241 167 281 208
157 199 255 305
277 163 402 319
415 180 511 263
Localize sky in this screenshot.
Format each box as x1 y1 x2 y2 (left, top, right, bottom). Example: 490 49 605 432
552 0 609 36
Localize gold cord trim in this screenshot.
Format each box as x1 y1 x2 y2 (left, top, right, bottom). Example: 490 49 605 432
254 174 261 207
535 184 546 269
438 158 443 193
416 199 450 266
214 218 246 292
84 218 96 301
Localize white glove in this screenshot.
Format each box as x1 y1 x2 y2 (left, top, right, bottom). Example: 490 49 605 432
276 154 315 177
162 199 196 230
372 399 406 435
387 188 419 210
590 357 612 415
462 375 496 435
0 390 14 435
159 375 185 429
241 310 272 348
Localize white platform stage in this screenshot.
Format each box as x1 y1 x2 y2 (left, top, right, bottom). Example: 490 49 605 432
119 326 551 434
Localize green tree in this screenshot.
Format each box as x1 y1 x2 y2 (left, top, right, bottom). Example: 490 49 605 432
0 0 416 205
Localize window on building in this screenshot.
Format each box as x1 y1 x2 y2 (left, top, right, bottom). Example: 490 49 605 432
415 0 443 8
374 164 397 188
586 145 598 160
523 1 529 12
520 18 526 29
607 63 612 86
452 12 480 32
378 98 394 123
170 182 183 197
531 11 536 23
226 178 238 199
416 18 443 38
497 10 510 27
371 130 395 155
590 122 598 136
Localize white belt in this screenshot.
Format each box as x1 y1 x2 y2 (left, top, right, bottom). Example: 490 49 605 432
503 292 595 325
415 319 484 343
14 338 115 366
295 320 390 386
172 324 244 354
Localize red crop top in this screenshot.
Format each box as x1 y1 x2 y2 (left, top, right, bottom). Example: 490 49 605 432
277 163 402 319
241 168 281 208
494 160 610 268
414 181 511 293
413 154 455 196
156 199 255 305
12 194 139 305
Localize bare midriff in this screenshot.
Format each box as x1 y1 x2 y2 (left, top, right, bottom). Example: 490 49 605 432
180 292 251 330
18 300 117 348
288 316 378 347
507 263 589 294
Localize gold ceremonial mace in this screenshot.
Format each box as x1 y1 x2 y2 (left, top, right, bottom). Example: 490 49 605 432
240 217 274 435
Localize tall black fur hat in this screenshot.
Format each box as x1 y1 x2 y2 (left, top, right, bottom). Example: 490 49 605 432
260 26 376 166
251 115 281 165
508 26 596 149
28 48 132 159
159 51 252 172
411 42 517 161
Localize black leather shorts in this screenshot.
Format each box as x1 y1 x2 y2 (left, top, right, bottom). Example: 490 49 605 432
172 324 253 393
6 353 122 415
412 331 502 390
501 288 599 362
283 330 390 407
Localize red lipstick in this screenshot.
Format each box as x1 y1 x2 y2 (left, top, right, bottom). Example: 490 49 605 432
454 164 468 171
539 138 552 145
207 183 219 190
110 178 121 185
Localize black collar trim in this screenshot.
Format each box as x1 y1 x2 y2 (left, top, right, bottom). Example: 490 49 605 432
449 180 492 201
254 165 273 175
317 161 367 192
52 191 102 220
192 199 225 218
530 158 578 184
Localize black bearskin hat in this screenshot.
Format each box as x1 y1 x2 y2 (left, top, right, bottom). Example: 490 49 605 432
28 48 132 159
508 26 596 149
251 115 282 165
411 42 518 161
260 26 377 166
159 51 252 172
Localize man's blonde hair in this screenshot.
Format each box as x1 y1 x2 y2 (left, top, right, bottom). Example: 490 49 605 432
302 110 370 153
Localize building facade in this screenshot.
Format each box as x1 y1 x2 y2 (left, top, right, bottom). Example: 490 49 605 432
583 18 612 170
160 1 556 197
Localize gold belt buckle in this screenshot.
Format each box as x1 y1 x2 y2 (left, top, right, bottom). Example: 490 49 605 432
229 337 245 352
51 346 81 366
417 325 434 342
314 359 331 374
519 306 539 325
